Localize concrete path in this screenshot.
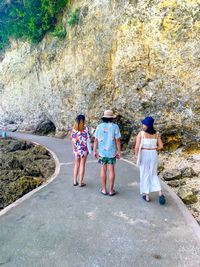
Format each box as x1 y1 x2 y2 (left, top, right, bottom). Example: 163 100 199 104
0 132 200 267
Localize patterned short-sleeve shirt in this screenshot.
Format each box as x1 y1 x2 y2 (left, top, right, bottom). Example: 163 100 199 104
94 122 121 158
71 126 91 158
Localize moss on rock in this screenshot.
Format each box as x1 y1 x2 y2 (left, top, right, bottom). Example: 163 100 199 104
0 138 55 209
2 176 42 207
178 187 198 205
162 134 182 152
182 142 200 154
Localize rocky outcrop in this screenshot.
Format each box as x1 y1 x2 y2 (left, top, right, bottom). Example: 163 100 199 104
0 0 199 149
0 138 55 209
163 169 182 181
157 152 200 223
178 187 198 205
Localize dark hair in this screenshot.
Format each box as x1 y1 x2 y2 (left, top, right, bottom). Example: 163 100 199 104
76 114 85 123
102 118 113 123
145 126 156 135
74 114 85 131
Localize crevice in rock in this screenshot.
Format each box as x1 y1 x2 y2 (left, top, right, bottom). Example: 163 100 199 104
34 119 56 135
114 114 132 151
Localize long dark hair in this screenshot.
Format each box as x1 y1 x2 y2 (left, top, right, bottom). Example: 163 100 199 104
145 126 156 135
74 114 85 131
102 118 113 123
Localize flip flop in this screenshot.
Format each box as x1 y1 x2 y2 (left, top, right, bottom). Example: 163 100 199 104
159 195 166 205
109 191 117 196
99 189 108 196
73 183 78 186
79 183 86 187
142 195 151 202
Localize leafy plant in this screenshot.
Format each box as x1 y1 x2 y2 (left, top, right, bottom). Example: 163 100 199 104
68 8 79 26
51 22 66 38
0 0 69 49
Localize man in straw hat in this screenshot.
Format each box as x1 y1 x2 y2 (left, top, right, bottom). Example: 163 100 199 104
94 110 121 196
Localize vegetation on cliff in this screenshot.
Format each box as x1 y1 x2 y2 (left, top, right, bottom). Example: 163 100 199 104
0 0 69 49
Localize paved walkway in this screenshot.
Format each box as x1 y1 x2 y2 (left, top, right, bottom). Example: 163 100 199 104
0 132 200 267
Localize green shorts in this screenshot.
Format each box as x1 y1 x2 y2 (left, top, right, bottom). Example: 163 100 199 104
98 156 116 165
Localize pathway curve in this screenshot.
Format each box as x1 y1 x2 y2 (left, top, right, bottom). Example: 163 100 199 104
0 132 200 267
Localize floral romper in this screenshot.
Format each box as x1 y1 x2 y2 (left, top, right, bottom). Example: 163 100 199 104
71 126 91 158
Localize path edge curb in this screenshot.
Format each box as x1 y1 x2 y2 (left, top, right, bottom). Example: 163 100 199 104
0 138 60 217
121 158 200 245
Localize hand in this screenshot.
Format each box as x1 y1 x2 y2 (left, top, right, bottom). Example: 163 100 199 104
116 152 121 160
94 151 98 159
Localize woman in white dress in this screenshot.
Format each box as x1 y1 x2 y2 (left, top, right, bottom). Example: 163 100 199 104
135 117 166 205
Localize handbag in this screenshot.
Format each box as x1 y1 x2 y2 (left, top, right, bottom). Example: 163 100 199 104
86 127 92 154
137 131 144 166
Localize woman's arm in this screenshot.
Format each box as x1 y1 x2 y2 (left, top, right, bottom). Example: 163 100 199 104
157 135 163 150
87 127 92 142
135 132 141 158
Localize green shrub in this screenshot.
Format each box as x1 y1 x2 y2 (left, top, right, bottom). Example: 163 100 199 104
51 22 66 38
0 0 68 49
68 8 79 26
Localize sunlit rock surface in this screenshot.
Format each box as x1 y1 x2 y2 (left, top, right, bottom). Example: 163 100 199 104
0 0 199 149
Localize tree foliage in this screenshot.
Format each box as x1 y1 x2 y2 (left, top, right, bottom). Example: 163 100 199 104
0 0 68 50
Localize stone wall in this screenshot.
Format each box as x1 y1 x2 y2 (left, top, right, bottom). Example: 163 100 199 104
0 0 200 150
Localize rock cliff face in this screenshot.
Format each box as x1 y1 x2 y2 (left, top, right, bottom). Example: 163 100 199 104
0 0 200 150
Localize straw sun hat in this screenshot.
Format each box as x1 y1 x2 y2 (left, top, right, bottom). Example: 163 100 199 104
102 110 116 118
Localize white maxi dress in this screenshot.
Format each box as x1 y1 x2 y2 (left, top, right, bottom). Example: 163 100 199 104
140 132 162 194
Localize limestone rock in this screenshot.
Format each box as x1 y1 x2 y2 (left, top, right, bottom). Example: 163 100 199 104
7 140 26 152
163 170 182 181
157 160 165 174
178 187 198 205
182 142 200 154
1 176 42 207
181 167 197 178
167 180 180 188
34 119 56 135
0 138 55 209
31 145 48 155
0 0 199 151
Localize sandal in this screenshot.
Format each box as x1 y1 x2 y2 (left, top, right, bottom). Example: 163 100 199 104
73 183 78 186
109 190 117 196
99 189 108 196
159 195 166 205
142 195 151 202
79 183 86 187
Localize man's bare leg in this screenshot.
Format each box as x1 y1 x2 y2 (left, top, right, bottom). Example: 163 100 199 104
108 164 115 195
100 164 107 194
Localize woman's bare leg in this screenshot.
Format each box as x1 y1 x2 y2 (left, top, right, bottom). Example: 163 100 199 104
145 194 150 201
74 157 80 184
79 155 87 185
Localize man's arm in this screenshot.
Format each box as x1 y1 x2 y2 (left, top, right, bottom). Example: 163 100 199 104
93 137 98 158
116 138 121 159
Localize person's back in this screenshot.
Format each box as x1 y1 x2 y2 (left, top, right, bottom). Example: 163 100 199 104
71 114 91 187
95 122 120 158
94 110 121 196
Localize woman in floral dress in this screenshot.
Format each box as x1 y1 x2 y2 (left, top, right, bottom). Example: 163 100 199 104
71 114 91 187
